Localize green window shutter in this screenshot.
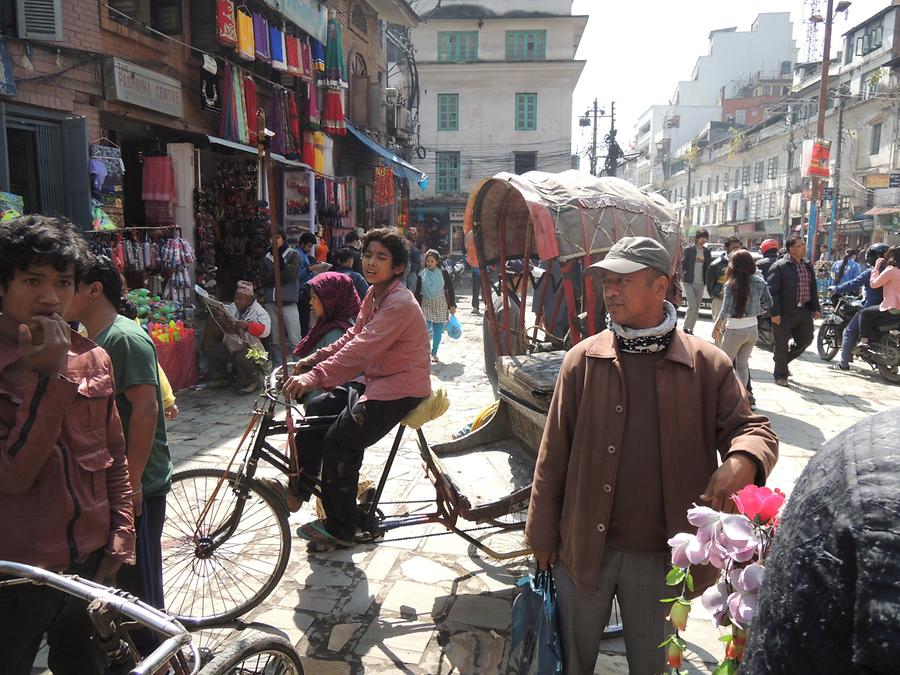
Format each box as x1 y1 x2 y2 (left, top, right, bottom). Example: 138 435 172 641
17 0 63 41
61 116 91 231
436 151 460 193
437 94 458 131
506 30 546 61
515 93 537 130
438 32 477 63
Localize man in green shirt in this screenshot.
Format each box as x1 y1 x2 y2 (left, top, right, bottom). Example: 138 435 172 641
66 255 172 651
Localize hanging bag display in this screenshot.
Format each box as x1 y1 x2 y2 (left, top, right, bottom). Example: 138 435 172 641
509 570 564 675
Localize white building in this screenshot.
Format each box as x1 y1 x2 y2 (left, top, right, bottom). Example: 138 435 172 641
408 0 587 253
624 13 797 191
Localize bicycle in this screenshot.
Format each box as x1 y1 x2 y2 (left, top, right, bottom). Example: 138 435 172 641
0 560 303 674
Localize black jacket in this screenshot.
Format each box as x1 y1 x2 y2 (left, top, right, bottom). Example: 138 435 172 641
757 253 779 281
706 253 730 299
414 269 457 310
766 254 820 317
682 244 711 285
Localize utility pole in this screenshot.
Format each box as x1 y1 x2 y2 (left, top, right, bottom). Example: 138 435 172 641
603 102 622 177
829 89 846 255
783 103 796 242
589 98 600 176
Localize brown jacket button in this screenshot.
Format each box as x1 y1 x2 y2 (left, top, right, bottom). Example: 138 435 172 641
615 404 624 413
603 484 612 492
596 523 606 532
607 445 616 454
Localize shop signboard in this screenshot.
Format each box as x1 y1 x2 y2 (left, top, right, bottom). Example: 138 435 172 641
261 0 328 43
104 58 183 118
890 173 900 189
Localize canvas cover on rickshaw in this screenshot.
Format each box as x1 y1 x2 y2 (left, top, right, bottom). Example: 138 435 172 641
464 170 680 272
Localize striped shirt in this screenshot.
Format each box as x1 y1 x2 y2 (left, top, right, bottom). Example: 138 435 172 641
298 279 432 401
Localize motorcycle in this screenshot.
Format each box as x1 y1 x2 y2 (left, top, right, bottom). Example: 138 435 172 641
819 294 900 383
443 257 466 290
817 294 861 361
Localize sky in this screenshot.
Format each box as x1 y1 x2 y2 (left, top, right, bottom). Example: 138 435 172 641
570 0 888 158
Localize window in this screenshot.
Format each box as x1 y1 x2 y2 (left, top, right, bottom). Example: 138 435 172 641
714 175 720 193
350 3 368 33
870 123 882 155
734 168 741 187
768 192 778 218
706 177 711 195
515 92 537 130
855 24 883 56
753 161 764 183
438 31 478 63
742 165 751 187
767 156 778 180
437 93 459 131
514 151 537 174
735 109 746 125
436 151 460 193
862 68 882 100
506 30 546 61
108 0 183 35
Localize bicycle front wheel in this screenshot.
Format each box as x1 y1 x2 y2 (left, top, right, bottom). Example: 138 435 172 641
198 632 304 674
162 469 291 627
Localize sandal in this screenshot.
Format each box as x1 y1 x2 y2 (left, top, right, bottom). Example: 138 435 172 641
296 519 355 551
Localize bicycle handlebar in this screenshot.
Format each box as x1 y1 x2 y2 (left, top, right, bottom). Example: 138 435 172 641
0 561 199 675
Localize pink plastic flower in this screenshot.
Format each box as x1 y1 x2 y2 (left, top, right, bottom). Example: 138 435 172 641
727 590 758 628
701 581 730 625
732 563 766 593
668 532 709 568
687 505 721 528
717 514 761 562
732 485 786 524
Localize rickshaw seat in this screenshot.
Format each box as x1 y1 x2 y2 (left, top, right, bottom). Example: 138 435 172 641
401 388 450 429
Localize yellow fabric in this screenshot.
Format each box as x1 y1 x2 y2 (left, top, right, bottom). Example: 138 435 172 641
158 365 176 410
471 401 499 432
236 9 255 61
401 388 450 429
313 132 326 174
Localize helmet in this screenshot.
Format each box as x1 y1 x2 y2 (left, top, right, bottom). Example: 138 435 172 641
866 243 889 266
760 239 780 255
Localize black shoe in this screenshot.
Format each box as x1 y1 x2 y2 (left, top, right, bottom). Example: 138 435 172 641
684 328 693 335
833 363 850 372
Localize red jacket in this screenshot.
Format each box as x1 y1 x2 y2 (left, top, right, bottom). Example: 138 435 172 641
0 331 135 570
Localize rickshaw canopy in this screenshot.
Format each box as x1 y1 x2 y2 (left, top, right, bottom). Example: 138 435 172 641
464 170 680 273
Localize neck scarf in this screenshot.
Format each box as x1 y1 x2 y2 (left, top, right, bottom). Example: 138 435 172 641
419 267 444 299
292 272 361 358
608 301 678 353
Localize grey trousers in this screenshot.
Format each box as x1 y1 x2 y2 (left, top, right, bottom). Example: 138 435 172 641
710 296 724 346
683 283 705 333
720 324 758 387
554 549 670 675
204 342 258 388
265 301 302 365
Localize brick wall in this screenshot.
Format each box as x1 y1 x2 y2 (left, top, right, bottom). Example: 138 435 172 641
0 0 103 136
331 0 385 131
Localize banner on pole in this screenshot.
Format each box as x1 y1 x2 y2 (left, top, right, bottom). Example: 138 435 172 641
801 138 831 178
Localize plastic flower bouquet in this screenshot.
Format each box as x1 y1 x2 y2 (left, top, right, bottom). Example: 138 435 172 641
660 484 786 674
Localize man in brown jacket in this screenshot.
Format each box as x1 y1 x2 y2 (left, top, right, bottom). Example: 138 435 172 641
525 237 778 675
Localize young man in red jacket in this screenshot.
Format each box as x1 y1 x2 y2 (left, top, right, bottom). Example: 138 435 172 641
0 215 135 675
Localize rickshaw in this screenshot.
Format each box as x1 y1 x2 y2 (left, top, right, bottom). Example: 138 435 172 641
160 169 678 639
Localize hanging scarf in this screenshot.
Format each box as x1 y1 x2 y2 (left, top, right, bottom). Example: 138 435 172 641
419 267 444 300
324 20 347 88
293 272 361 358
270 24 287 71
252 12 270 61
216 0 237 46
245 75 257 145
235 7 255 61
608 301 677 354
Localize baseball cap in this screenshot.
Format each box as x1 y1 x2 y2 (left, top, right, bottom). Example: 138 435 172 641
589 236 671 276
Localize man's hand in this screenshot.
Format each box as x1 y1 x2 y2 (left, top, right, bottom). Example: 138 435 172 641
292 357 315 375
164 404 179 420
235 320 248 332
533 549 557 572
19 314 70 377
449 306 457 315
283 375 310 398
131 491 143 518
700 454 758 512
93 553 123 583
771 315 781 326
814 311 822 321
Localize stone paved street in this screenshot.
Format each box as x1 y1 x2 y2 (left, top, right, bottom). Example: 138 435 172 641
32 287 900 675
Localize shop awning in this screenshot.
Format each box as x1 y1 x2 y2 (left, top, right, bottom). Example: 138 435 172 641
205 135 313 170
865 206 900 216
344 121 429 190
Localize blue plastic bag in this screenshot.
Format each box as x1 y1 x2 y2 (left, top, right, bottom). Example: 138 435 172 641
509 570 563 674
447 313 462 339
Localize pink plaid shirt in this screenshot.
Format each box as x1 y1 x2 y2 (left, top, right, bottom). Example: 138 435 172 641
793 257 812 306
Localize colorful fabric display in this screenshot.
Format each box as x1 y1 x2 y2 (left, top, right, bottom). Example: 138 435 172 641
300 41 313 81
252 12 270 62
308 81 320 126
313 131 326 174
302 131 315 167
286 35 301 76
245 75 258 145
216 0 237 46
322 89 346 136
270 25 287 71
288 94 301 153
235 7 255 61
201 70 221 112
311 40 325 76
220 63 249 145
324 19 347 88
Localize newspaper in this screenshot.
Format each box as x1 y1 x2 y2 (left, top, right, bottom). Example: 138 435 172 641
194 285 240 332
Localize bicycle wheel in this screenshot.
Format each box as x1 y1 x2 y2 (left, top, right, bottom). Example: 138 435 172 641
162 469 291 627
198 633 303 675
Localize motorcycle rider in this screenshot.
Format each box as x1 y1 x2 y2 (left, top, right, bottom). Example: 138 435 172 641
757 239 781 280
833 244 887 371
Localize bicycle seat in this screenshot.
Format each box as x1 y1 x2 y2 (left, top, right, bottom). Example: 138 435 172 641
401 388 450 429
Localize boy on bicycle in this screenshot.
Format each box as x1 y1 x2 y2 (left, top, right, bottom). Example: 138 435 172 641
0 215 135 674
282 228 431 551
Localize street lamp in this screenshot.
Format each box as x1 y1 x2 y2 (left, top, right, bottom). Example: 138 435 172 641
806 0 851 255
